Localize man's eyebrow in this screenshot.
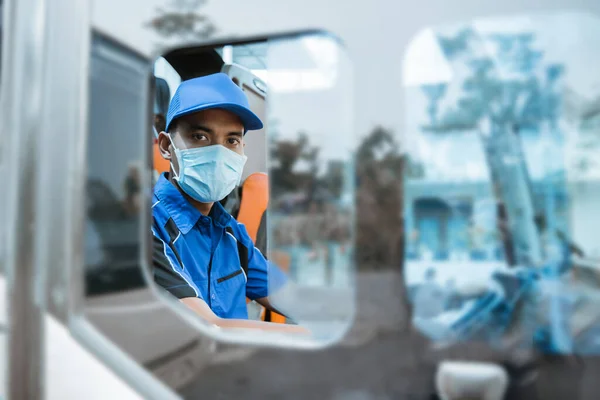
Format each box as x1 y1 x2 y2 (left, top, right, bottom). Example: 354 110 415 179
189 124 214 134
227 131 243 138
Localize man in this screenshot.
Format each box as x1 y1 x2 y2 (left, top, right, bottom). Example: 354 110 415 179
152 73 306 333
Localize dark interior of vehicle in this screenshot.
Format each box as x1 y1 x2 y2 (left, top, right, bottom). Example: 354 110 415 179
163 47 224 80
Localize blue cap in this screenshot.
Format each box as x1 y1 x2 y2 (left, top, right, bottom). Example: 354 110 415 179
165 73 263 133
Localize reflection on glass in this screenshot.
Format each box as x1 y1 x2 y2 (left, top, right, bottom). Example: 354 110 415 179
84 34 147 296
403 13 600 355
0 5 5 397
266 34 355 339
0 0 3 85
0 0 4 275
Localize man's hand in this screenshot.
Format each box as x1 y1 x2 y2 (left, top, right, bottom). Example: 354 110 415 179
180 297 310 335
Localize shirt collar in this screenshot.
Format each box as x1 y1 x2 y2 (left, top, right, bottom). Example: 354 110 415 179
154 173 232 234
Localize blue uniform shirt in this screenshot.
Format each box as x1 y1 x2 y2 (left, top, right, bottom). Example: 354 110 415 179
151 173 285 319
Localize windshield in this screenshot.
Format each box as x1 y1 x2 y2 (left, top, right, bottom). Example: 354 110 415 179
403 12 600 356
402 17 591 283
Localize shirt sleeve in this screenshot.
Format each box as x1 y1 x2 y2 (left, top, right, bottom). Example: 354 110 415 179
234 222 288 300
152 227 200 299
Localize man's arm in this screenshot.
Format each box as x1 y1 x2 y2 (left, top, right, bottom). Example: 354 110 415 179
153 227 308 333
180 297 309 333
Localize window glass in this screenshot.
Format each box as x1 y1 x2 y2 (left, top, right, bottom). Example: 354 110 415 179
265 34 355 338
0 0 3 79
0 0 5 269
403 12 600 355
85 33 149 296
153 57 180 100
146 33 355 346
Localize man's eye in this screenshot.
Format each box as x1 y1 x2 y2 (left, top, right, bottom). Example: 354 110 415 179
228 138 241 145
192 133 208 141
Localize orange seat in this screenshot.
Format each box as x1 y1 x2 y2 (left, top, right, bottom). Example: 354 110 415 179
237 173 269 241
153 141 170 175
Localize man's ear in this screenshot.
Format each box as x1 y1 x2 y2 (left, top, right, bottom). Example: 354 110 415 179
157 131 172 160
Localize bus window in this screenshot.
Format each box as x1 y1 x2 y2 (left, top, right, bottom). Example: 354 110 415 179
0 0 5 272
264 34 355 333
148 33 355 346
84 32 149 296
0 0 3 80
403 12 600 355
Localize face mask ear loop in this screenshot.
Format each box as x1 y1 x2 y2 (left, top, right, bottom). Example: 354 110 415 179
168 134 180 180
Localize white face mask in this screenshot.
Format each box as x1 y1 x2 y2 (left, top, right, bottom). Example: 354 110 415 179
169 135 247 203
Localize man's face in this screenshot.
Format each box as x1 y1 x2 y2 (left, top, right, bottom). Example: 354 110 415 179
158 108 245 173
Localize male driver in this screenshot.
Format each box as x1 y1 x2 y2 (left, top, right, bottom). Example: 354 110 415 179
152 73 305 333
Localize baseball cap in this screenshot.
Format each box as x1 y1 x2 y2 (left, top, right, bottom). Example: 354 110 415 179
165 73 264 133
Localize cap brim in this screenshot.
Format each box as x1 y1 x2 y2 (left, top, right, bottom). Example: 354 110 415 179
171 102 264 132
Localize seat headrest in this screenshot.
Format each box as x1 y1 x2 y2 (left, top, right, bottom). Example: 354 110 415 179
154 77 171 116
237 173 269 242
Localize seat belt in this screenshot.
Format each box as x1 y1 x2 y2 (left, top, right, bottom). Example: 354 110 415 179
225 226 290 322
226 226 248 278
